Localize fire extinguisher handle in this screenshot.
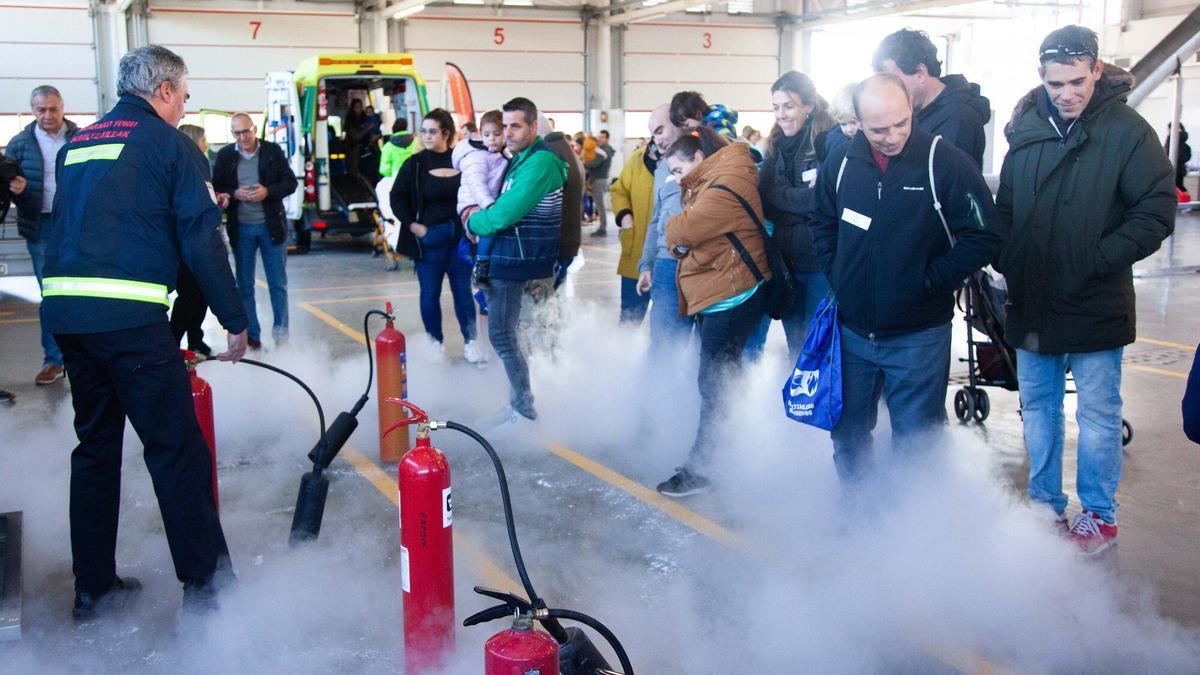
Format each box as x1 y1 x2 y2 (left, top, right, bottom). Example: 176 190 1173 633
471 585 532 610
462 603 518 627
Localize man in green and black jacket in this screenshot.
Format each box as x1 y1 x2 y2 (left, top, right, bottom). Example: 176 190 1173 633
996 26 1175 555
465 97 567 427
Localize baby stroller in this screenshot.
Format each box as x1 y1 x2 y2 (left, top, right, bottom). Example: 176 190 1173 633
954 269 1133 446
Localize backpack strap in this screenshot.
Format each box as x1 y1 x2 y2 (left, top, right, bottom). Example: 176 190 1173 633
712 183 768 282
724 232 765 282
929 135 955 248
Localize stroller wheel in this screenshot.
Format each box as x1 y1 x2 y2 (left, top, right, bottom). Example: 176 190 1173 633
1122 419 1133 447
954 388 975 422
973 389 990 422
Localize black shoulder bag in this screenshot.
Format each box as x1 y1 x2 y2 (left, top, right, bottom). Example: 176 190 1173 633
712 183 796 320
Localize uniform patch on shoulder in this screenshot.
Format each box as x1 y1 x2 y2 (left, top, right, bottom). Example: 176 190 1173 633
205 181 218 205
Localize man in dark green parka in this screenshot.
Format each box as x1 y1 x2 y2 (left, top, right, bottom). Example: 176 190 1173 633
996 25 1175 556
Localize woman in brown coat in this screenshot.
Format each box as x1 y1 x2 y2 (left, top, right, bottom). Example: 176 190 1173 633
656 127 770 497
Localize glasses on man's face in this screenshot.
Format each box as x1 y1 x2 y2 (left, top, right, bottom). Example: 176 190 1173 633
232 128 255 137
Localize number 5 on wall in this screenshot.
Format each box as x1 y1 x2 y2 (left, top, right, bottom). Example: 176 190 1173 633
250 20 262 40
494 26 505 45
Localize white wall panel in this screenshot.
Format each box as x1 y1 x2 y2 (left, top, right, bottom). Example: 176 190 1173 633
404 16 585 114
0 1 97 114
147 3 359 113
622 21 778 113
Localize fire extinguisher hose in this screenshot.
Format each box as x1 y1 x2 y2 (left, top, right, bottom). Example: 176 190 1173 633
443 420 635 674
545 609 635 675
238 358 328 454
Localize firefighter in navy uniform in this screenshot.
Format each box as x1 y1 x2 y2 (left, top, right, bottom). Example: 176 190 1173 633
40 45 249 620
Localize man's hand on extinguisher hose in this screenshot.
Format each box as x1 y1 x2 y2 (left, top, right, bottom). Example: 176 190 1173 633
218 330 248 362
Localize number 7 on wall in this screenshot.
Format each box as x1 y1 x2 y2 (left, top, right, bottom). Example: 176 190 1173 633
250 20 262 40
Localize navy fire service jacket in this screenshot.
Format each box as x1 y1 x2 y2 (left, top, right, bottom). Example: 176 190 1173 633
41 95 247 336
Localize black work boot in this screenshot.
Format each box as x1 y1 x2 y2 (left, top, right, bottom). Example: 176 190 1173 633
73 575 143 621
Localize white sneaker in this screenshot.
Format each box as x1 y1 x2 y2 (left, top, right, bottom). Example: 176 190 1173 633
463 340 484 364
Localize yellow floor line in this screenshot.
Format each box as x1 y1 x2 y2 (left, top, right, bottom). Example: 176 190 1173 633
1136 336 1196 352
1126 364 1189 380
341 445 522 593
297 302 369 344
0 317 39 325
546 442 748 550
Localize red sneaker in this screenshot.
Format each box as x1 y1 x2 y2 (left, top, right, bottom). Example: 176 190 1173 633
1068 511 1117 555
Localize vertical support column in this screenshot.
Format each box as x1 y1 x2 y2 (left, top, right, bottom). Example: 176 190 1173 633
91 0 136 116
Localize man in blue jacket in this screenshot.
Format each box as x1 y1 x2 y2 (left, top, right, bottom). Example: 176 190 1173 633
5 85 79 385
809 74 1002 482
41 45 248 619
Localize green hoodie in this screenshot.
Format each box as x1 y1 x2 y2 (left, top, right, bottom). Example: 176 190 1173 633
467 137 567 237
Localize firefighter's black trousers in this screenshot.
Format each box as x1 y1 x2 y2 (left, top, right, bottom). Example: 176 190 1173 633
57 323 230 596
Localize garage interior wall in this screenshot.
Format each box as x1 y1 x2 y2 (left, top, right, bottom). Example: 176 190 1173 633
146 0 359 115
0 0 1197 172
402 14 585 117
0 0 99 142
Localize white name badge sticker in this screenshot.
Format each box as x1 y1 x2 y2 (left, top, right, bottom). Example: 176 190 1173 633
801 168 818 183
842 207 872 231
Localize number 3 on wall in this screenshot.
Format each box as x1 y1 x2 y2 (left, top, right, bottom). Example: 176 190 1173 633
494 27 505 45
250 20 262 40
702 32 712 49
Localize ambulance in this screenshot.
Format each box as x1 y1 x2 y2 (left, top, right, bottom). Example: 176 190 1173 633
263 53 429 252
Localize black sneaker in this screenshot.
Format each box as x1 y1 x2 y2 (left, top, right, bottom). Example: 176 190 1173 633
473 259 491 290
656 468 710 498
73 575 143 621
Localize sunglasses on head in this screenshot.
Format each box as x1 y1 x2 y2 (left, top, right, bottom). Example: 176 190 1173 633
1039 44 1097 62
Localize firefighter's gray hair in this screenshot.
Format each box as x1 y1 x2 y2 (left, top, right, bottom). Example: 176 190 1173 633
117 45 188 99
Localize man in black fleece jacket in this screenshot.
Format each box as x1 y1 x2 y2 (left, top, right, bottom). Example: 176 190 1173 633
809 74 1002 482
873 28 991 169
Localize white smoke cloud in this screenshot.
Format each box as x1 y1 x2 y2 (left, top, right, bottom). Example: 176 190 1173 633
2 298 1197 673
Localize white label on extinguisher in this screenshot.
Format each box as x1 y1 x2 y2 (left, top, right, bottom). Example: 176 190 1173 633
400 545 411 593
442 486 453 528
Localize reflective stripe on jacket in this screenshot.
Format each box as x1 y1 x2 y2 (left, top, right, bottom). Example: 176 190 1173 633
41 95 247 335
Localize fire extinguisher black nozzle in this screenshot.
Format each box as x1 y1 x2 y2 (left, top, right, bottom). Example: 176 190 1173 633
307 409 361 468
289 471 330 545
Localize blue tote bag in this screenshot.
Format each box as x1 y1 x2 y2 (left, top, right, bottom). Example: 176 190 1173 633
782 297 843 430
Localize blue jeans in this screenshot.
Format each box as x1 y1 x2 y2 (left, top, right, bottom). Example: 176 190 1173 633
743 271 830 362
831 322 952 482
414 242 476 343
620 276 650 324
486 277 550 420
233 222 288 342
1016 347 1124 523
648 258 694 355
28 229 64 367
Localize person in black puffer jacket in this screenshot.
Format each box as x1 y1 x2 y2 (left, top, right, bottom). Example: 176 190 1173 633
757 71 836 360
873 29 991 169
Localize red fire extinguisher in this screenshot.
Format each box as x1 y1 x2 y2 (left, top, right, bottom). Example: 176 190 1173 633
486 614 559 675
376 302 410 464
183 349 219 510
383 399 454 672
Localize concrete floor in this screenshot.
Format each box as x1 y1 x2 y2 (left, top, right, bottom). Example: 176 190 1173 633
1 215 1199 673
